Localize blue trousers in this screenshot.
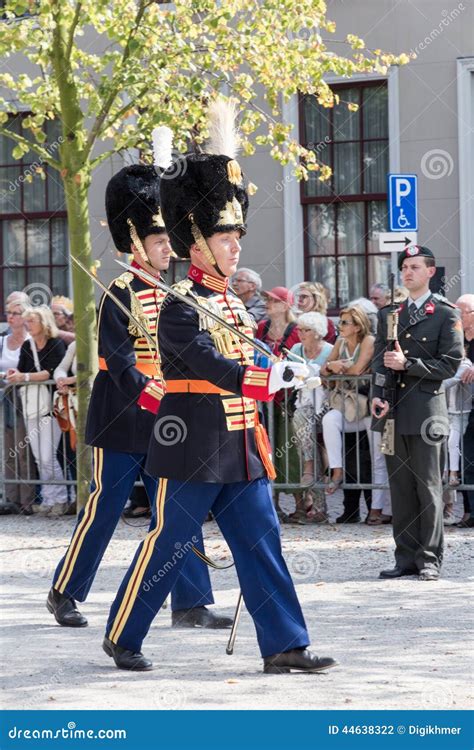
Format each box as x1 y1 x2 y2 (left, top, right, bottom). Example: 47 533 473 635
106 477 309 657
52 447 213 610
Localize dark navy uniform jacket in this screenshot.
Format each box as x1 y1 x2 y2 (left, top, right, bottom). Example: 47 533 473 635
85 269 165 454
372 294 463 435
145 265 275 483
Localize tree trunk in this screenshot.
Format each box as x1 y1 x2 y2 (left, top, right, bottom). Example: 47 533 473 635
63 170 97 510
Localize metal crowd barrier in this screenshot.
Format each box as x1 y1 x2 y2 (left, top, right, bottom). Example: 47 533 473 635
267 374 473 494
0 376 472 511
0 380 77 511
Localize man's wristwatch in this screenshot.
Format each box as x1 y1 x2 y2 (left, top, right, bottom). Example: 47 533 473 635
24 373 30 382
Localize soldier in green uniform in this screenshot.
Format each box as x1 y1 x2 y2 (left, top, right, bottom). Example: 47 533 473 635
371 245 463 581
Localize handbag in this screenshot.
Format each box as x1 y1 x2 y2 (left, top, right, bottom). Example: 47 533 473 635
328 380 368 422
53 389 78 450
19 339 51 420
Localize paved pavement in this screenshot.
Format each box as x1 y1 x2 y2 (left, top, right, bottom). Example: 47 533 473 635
0 496 472 710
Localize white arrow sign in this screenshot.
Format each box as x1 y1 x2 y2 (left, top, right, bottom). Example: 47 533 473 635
378 231 417 253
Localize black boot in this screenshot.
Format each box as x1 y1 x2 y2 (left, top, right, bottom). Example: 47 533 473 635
335 511 360 524
263 648 338 674
379 566 418 579
171 606 233 629
103 637 153 671
46 587 88 627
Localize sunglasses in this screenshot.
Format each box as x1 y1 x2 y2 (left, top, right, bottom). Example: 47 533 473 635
5 311 22 317
338 320 354 326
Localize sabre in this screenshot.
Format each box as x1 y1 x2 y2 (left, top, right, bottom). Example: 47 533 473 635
114 259 282 364
71 256 156 350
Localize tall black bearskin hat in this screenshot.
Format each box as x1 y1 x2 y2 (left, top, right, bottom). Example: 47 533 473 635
105 127 173 253
105 165 165 253
160 99 256 260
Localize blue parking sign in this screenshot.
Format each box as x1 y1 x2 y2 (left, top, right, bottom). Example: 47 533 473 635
388 174 418 231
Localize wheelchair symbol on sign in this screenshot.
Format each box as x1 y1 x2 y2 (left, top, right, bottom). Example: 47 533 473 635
397 209 409 229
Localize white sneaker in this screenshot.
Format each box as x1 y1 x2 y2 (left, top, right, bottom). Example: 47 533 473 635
443 512 457 526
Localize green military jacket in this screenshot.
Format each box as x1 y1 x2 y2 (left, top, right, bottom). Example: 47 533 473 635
372 294 463 435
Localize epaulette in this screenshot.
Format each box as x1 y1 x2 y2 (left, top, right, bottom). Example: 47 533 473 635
114 271 135 290
433 293 456 308
113 272 149 337
171 278 193 297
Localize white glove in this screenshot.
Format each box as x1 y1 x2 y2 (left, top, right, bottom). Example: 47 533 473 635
269 361 310 393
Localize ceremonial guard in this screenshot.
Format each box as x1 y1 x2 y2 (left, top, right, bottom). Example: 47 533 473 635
372 245 463 580
47 148 231 631
103 101 337 674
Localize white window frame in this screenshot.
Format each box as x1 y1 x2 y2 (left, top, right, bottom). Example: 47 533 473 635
283 67 399 289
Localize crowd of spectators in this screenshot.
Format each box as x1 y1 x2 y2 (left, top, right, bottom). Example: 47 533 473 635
231 271 474 529
0 293 76 516
1 278 472 529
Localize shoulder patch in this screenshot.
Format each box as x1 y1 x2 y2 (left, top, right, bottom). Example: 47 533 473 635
114 272 134 290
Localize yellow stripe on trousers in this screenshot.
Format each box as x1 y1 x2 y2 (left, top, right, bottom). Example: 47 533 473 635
55 447 104 594
109 477 168 644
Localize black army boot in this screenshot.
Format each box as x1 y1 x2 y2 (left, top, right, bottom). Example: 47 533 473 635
46 587 88 627
103 637 153 671
171 606 233 629
263 648 338 674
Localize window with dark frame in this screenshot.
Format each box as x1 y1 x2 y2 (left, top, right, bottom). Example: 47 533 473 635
300 80 390 312
0 113 68 319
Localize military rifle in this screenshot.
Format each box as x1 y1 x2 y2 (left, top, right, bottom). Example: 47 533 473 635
380 273 399 456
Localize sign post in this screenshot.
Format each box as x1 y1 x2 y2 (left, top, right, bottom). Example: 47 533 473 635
379 232 418 276
386 174 419 277
388 174 418 232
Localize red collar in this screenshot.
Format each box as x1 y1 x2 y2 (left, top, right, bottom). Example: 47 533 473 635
131 260 160 286
188 264 228 293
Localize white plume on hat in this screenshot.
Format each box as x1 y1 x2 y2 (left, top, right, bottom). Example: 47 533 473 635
205 98 241 159
152 126 173 170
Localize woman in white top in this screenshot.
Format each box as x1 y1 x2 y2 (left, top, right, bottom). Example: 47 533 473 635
0 293 36 513
320 306 375 495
